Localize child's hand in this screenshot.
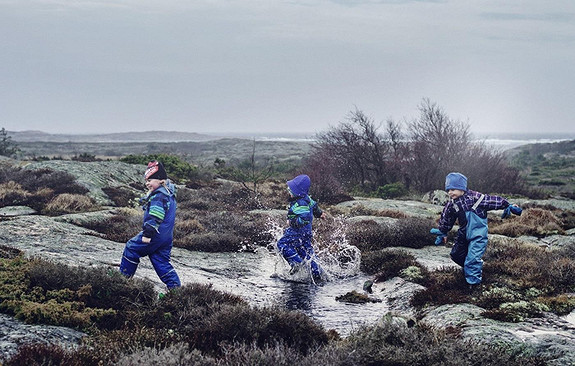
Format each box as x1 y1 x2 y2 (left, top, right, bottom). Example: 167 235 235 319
430 228 447 246
320 212 332 220
501 204 522 219
142 236 151 244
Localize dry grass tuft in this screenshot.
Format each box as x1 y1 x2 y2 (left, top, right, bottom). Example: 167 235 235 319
43 194 99 215
490 208 564 237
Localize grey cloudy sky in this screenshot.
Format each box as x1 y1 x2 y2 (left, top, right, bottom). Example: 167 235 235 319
1 0 574 136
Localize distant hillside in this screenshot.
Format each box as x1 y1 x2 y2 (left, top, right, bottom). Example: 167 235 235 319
506 139 575 199
14 138 313 167
9 130 216 143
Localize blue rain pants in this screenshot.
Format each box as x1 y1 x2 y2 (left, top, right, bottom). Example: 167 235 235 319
277 228 323 278
120 232 181 289
450 211 489 285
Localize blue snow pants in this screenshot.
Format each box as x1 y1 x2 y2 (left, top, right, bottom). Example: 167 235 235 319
450 211 489 285
277 228 322 278
120 232 181 289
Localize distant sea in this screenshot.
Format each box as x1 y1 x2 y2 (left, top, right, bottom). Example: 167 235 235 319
214 132 575 151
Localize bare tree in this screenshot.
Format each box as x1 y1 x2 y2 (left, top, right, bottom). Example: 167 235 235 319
407 99 471 191
314 108 392 191
230 139 275 196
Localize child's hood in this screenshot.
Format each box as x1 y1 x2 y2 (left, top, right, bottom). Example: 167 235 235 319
287 174 311 197
155 180 177 197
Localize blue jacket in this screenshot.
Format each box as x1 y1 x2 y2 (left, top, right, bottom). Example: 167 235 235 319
141 181 177 243
287 195 323 233
286 174 322 232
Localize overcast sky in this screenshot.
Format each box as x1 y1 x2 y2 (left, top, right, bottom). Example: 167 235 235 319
1 0 574 136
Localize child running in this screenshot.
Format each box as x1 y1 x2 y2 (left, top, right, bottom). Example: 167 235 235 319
277 174 325 283
431 172 522 292
119 160 181 290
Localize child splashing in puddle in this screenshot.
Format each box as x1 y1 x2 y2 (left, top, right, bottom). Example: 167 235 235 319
277 174 326 283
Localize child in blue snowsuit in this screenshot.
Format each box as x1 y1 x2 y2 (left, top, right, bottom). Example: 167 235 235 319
120 161 181 290
431 172 521 291
277 174 325 281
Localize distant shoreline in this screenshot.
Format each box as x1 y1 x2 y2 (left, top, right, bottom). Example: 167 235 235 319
8 130 575 151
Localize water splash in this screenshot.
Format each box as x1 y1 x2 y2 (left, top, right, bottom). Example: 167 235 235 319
265 215 361 283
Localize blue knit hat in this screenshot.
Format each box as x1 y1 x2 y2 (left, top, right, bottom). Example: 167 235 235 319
445 172 467 191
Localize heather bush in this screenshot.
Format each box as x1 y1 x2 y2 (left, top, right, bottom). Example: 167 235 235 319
0 166 88 211
0 167 88 195
125 283 329 356
43 193 99 216
412 238 575 320
360 249 427 284
0 256 156 331
411 267 473 308
537 294 575 315
102 186 141 207
347 217 436 252
0 181 31 206
349 205 409 218
482 301 550 322
0 245 22 259
81 210 141 243
335 316 547 366
490 208 564 237
176 232 242 252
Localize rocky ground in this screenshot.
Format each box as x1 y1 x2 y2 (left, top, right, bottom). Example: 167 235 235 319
1 159 575 364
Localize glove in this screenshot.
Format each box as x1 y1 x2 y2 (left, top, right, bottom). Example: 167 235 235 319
501 205 522 219
430 228 446 246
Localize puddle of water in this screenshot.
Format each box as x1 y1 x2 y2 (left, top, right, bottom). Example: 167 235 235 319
170 248 388 336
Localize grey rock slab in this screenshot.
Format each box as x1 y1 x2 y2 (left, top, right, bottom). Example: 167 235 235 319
0 206 37 217
336 198 443 219
420 303 575 366
0 314 85 361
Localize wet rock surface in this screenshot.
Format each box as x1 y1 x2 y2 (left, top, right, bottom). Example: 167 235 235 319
1 156 574 363
0 314 85 361
420 304 575 366
1 208 574 363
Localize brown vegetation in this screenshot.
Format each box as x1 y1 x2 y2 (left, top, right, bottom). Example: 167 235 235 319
411 237 575 322
0 167 89 212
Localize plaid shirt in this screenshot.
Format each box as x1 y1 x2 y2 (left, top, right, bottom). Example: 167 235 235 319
438 189 509 234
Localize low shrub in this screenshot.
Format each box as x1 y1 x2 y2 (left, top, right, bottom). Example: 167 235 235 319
347 217 435 251
482 301 549 323
102 186 140 207
81 211 141 243
410 267 472 308
376 182 407 199
536 294 575 315
0 181 31 206
176 233 243 252
490 208 564 237
361 249 425 284
413 239 575 319
0 166 90 213
43 194 99 215
0 256 156 331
